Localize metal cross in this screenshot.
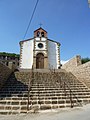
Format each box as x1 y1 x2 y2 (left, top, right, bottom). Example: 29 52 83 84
39 23 43 28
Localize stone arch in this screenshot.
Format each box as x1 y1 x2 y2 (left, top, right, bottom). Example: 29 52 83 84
36 53 44 69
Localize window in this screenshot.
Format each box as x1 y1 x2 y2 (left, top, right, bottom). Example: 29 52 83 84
41 32 44 37
37 31 40 37
38 43 43 48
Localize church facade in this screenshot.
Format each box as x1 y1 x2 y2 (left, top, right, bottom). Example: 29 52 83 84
19 28 60 69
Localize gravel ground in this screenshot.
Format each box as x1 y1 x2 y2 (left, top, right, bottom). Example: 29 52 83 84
0 104 90 120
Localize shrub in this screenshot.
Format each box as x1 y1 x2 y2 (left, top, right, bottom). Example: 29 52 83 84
81 57 90 64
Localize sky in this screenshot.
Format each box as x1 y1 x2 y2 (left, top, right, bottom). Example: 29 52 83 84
0 0 90 61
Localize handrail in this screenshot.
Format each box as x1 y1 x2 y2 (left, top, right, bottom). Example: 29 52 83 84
63 81 82 107
51 70 82 108
27 65 34 110
61 72 83 107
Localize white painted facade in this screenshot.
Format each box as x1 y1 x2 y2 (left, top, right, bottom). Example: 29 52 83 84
48 40 59 69
19 28 60 69
20 39 34 69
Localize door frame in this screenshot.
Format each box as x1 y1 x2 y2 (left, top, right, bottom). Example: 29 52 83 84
36 53 44 69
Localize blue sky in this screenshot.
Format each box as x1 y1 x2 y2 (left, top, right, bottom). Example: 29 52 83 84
0 0 90 61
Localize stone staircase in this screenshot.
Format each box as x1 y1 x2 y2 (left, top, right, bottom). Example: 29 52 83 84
0 73 29 114
0 70 90 114
78 78 90 89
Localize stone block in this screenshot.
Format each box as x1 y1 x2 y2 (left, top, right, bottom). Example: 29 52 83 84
40 105 51 110
52 100 57 104
12 106 20 110
0 106 4 110
11 101 19 105
21 106 27 110
52 105 58 109
45 100 51 104
5 106 12 110
58 100 65 104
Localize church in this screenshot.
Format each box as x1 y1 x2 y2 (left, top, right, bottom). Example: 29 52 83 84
19 27 60 69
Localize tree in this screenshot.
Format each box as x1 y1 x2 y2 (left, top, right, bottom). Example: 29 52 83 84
81 57 90 64
0 52 20 58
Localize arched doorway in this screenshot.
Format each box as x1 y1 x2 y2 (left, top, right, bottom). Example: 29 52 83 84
36 53 44 69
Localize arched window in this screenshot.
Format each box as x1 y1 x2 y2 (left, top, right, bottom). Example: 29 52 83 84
37 31 40 37
41 32 44 37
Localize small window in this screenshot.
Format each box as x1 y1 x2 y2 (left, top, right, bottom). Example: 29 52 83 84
37 31 40 37
38 43 43 48
41 32 44 37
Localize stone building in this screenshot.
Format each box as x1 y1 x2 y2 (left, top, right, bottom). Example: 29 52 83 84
0 53 19 68
19 27 60 69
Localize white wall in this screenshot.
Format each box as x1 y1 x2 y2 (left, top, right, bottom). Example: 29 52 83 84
35 37 47 41
20 40 34 69
48 40 59 69
20 38 60 69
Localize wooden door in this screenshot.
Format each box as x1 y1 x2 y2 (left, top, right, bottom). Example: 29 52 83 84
36 53 44 69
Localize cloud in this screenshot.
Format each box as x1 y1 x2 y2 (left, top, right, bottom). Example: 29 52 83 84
61 60 68 65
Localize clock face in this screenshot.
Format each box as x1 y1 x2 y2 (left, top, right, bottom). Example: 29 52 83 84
38 43 43 48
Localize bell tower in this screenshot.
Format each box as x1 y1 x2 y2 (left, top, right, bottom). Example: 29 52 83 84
33 27 48 69
34 27 47 38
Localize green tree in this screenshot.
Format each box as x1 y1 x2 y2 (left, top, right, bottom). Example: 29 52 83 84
0 52 20 57
81 57 90 64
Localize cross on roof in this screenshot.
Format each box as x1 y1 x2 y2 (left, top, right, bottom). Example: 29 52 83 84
39 23 43 28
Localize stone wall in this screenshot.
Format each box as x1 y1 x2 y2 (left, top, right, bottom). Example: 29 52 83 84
0 62 12 89
61 55 90 88
71 61 90 88
8 62 17 71
61 55 82 71
14 71 31 84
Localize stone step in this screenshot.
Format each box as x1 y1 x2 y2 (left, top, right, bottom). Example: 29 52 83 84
30 94 90 99
0 92 28 95
0 100 28 106
0 70 89 114
31 86 88 90
29 103 79 110
0 108 28 114
29 90 90 94
2 81 86 86
0 97 28 100
30 99 81 105
0 89 89 95
32 81 84 84
0 94 90 102
30 89 90 93
0 90 90 97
